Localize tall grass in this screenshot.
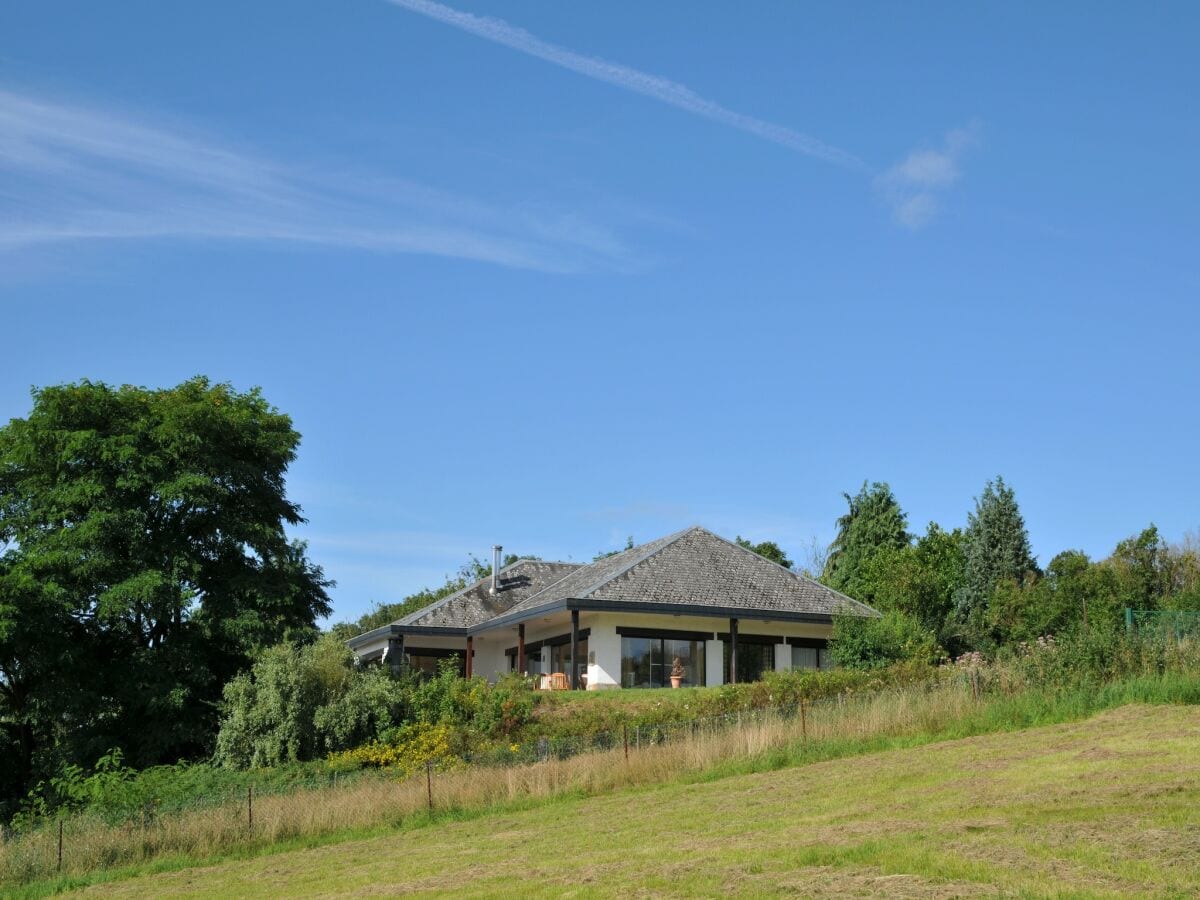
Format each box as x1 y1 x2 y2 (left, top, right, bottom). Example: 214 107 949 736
4 666 1198 893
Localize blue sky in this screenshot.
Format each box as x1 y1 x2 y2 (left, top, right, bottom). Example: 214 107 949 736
2 2 1198 624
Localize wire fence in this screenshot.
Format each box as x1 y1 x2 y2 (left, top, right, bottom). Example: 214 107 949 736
1126 607 1200 641
7 667 1060 892
6 631 1200 887
0 670 995 884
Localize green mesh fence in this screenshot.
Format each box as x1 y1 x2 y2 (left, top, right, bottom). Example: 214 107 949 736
1125 608 1200 640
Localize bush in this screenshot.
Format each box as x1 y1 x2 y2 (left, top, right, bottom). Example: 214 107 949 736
997 629 1200 691
214 636 409 768
326 723 461 776
830 610 945 669
408 663 535 739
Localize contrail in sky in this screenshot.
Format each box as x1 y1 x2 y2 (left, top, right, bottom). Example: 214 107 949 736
385 0 867 171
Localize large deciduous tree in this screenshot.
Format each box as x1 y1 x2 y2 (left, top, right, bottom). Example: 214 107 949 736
822 481 910 600
858 523 968 641
0 378 331 808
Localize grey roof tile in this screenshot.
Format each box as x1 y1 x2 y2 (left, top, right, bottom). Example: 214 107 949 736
396 559 582 629
504 526 877 620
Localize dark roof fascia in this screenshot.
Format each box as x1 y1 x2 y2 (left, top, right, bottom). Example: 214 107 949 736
345 624 394 650
470 596 840 635
346 623 467 650
469 598 571 634
567 598 838 625
395 624 468 637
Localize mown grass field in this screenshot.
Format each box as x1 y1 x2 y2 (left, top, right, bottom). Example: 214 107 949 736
71 704 1200 898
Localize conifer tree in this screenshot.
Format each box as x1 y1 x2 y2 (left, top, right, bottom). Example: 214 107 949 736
954 476 1038 638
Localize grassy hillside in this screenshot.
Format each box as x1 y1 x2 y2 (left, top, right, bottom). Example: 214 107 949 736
59 704 1200 897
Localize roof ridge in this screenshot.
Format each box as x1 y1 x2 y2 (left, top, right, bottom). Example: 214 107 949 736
394 557 580 626
571 524 703 599
709 529 880 617
502 525 702 614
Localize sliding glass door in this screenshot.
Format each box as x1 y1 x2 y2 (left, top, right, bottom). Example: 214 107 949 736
722 641 774 684
620 635 705 688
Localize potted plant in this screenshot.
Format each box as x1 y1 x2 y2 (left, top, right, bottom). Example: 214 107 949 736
669 656 685 689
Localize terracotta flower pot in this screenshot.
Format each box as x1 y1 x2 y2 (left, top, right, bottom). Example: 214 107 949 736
670 676 683 688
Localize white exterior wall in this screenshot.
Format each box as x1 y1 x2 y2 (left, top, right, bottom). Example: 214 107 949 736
705 639 725 686
471 635 508 681
586 618 621 689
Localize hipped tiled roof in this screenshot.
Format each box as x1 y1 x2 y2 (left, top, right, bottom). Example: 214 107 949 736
501 526 877 621
396 559 582 629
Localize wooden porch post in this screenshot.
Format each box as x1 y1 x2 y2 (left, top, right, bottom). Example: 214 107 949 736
729 618 739 685
518 623 526 673
465 635 473 678
570 609 580 690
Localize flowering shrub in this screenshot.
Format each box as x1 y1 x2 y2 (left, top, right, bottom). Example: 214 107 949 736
326 723 460 776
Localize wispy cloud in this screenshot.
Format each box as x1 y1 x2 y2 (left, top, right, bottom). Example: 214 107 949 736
0 87 633 272
385 0 865 171
386 2 982 228
877 123 981 229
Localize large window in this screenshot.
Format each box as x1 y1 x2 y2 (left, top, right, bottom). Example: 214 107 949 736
405 650 463 679
722 641 774 683
620 635 706 688
550 639 587 678
791 642 833 671
506 648 545 675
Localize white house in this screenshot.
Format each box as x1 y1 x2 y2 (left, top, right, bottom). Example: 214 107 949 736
347 526 879 689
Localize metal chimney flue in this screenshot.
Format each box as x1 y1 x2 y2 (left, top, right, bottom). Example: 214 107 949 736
490 545 502 594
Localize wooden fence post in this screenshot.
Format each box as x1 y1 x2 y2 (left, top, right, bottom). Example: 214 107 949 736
247 785 253 830
800 699 808 751
57 819 63 873
425 760 434 811
623 724 629 763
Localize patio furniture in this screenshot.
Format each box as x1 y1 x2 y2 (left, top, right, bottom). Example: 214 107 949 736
548 672 570 690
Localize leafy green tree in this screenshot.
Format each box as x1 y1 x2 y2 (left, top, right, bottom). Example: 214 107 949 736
1105 526 1170 611
822 481 911 600
735 536 794 569
989 550 1122 644
858 523 967 645
1166 532 1200 607
0 378 331 803
1162 533 1200 611
954 477 1037 646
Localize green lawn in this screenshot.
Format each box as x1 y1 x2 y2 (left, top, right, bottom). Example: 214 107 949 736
76 704 1200 897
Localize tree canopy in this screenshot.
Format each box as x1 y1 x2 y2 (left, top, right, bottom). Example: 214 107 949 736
822 481 910 600
0 378 331 812
735 536 794 569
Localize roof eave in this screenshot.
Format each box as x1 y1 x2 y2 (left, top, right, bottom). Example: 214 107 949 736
469 598 571 634
345 623 393 650
345 622 469 650
469 597 872 634
568 598 839 625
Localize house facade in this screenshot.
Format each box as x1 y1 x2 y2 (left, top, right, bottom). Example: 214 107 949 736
347 526 879 689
